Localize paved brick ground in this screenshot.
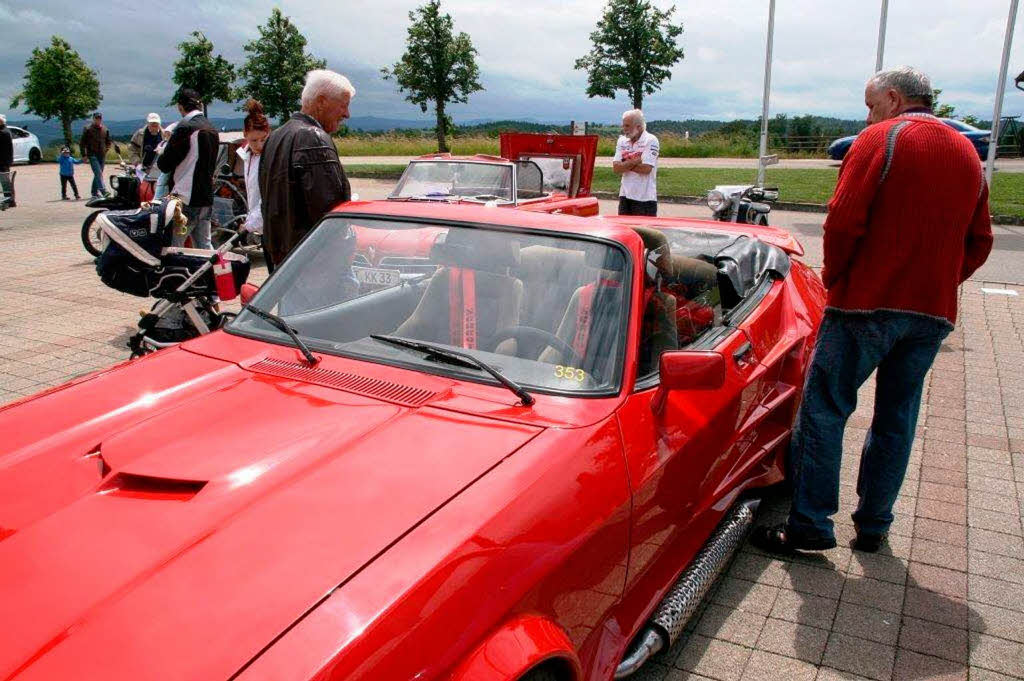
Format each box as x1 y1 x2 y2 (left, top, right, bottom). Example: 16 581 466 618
1 165 1022 680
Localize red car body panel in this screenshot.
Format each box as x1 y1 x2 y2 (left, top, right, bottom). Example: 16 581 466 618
0 201 825 681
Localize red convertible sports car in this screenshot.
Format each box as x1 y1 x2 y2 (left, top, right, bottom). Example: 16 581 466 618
0 200 824 681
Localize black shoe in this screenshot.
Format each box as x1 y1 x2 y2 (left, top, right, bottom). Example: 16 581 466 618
750 524 837 555
853 530 888 553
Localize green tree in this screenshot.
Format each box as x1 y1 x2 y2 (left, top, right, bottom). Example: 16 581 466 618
170 31 236 117
9 36 101 150
574 0 684 110
236 8 326 124
933 88 956 118
381 1 483 153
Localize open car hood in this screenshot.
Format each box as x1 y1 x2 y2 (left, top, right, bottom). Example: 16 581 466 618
0 350 540 680
500 132 599 197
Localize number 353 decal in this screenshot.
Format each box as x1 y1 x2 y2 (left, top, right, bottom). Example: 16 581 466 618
554 365 587 382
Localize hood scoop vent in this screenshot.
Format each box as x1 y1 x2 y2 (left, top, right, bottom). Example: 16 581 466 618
100 473 207 501
247 358 439 407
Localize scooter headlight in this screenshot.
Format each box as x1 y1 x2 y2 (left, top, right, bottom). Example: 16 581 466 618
110 175 120 190
706 189 727 212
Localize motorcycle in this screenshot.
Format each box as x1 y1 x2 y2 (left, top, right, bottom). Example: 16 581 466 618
80 160 154 256
705 184 779 226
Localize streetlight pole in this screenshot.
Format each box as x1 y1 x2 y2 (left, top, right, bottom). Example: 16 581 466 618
986 0 1019 186
875 0 889 72
757 0 776 187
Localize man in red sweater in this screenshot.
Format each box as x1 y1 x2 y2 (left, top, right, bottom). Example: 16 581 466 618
754 66 993 554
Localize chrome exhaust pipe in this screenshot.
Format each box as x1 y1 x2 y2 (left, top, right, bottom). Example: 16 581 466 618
614 498 761 679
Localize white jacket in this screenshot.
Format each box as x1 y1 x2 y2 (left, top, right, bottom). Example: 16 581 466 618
237 145 263 234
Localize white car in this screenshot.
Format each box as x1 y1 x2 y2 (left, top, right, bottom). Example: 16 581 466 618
8 126 42 164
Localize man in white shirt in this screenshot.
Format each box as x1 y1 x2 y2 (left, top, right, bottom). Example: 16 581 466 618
612 109 660 216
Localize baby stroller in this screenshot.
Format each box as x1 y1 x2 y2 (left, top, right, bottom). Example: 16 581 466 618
93 197 251 357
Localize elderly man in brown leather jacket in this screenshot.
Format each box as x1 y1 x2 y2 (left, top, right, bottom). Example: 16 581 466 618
259 69 354 271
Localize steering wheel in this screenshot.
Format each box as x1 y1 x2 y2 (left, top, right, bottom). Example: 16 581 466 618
488 325 582 366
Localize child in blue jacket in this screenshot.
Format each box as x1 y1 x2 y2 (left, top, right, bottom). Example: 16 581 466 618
58 146 82 200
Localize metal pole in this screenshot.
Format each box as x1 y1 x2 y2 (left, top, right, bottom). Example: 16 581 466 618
875 0 889 72
986 0 1019 186
757 0 776 186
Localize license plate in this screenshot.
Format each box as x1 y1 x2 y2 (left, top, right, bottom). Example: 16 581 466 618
353 266 402 287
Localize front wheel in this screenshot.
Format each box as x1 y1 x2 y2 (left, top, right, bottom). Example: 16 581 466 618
28 148 41 164
81 210 106 257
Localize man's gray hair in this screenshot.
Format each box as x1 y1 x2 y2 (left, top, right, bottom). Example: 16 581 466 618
867 66 933 106
301 69 356 108
622 108 646 130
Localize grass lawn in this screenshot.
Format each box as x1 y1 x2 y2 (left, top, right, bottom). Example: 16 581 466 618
346 164 1024 218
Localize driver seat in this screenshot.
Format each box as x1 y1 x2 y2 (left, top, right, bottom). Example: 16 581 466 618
394 230 523 351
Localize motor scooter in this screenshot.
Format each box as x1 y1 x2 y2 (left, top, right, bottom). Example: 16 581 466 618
705 184 779 225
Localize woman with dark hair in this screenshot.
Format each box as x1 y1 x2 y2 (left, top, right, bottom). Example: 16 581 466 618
237 99 270 247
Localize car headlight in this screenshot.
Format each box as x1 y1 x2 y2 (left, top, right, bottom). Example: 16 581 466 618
706 190 728 212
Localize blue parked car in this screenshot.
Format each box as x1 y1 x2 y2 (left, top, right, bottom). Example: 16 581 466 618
827 118 991 160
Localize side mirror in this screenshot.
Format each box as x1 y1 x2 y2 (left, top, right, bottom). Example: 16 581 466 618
659 351 726 391
240 283 259 306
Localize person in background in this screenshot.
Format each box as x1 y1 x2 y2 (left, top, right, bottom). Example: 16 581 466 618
80 112 112 198
752 66 993 555
259 69 353 272
158 89 218 249
57 146 82 200
237 99 270 245
129 113 164 175
153 123 177 200
0 114 14 208
612 109 660 216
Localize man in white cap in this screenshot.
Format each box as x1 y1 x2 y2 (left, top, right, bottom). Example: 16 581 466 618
129 113 164 174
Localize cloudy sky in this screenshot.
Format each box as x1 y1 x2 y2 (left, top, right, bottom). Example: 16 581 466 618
3 0 1024 124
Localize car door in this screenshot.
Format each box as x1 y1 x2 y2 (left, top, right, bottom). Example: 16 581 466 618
618 290 765 591
10 128 28 162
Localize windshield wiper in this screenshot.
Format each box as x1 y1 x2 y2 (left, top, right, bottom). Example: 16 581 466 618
369 334 534 406
245 304 319 367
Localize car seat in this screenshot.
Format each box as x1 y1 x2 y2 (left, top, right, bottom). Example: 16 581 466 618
503 245 589 358
538 226 679 379
666 255 721 346
394 230 523 350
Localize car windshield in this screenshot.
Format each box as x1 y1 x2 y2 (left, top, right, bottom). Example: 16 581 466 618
390 161 514 203
229 217 631 395
516 156 577 199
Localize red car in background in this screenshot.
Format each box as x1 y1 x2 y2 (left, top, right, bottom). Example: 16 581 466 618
351 133 601 289
0 199 824 681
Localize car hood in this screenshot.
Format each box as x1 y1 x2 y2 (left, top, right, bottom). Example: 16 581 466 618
0 354 540 680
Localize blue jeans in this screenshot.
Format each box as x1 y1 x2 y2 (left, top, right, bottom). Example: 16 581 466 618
172 205 213 250
89 156 106 197
787 309 951 541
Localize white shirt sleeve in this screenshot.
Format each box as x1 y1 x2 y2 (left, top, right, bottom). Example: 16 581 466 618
613 136 627 163
641 135 659 167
